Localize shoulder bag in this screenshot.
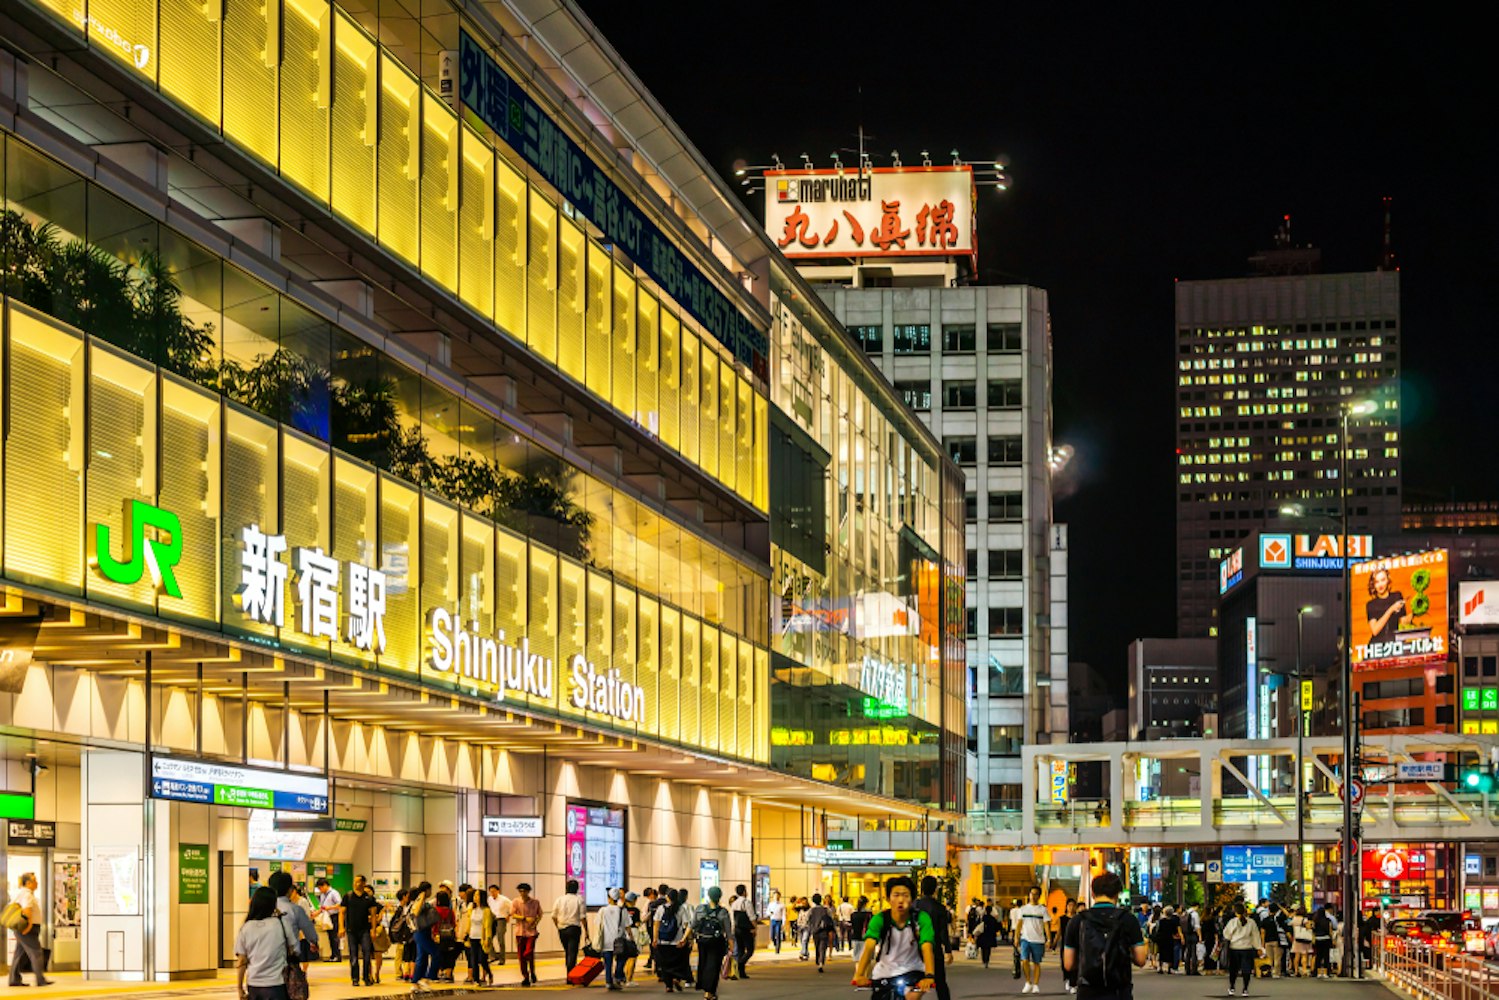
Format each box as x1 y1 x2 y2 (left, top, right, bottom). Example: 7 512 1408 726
280 918 310 1000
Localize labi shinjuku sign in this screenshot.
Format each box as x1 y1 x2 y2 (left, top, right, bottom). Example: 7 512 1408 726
89 500 184 597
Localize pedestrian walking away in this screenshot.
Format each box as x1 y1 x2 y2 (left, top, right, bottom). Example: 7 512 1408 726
1015 886 1050 994
806 893 836 971
235 886 292 1000
654 887 694 993
599 887 635 991
1221 902 1264 996
693 886 732 1000
1153 905 1183 974
553 878 588 974
914 875 954 1000
729 883 759 979
851 876 937 1000
976 905 1000 969
1062 872 1147 1000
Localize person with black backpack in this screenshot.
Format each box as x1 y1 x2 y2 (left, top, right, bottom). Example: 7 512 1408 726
913 876 954 1000
806 893 836 972
693 886 732 1000
1062 872 1146 1000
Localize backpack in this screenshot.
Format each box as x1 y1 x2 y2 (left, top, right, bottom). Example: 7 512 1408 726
658 905 681 943
693 905 726 943
1077 907 1134 991
435 908 457 945
389 904 413 944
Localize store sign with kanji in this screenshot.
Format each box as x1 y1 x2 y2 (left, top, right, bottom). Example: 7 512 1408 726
764 166 975 261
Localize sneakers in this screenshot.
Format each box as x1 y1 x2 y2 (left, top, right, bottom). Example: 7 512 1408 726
1228 990 1236 996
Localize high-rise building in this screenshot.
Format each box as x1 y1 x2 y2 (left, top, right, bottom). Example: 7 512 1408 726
784 217 1064 816
1127 638 1218 740
0 0 966 974
1176 253 1402 638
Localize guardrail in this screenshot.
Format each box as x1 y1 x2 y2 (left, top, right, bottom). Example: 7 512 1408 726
1382 936 1499 1000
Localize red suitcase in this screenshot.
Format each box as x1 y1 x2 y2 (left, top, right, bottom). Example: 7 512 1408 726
568 956 605 986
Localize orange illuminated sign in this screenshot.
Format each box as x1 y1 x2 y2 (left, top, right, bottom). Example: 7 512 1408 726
1351 550 1449 671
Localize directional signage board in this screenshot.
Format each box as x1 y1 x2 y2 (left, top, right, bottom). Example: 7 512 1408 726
481 816 544 838
1396 762 1444 782
150 756 329 813
1222 846 1286 882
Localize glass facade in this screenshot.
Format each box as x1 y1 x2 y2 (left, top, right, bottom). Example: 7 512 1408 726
0 129 768 761
16 0 767 513
766 274 965 811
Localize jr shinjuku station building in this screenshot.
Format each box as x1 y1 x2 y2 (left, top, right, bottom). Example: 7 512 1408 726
0 0 966 979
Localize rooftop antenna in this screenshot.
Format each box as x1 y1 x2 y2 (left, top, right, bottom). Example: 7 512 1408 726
1380 196 1397 270
1275 214 1292 249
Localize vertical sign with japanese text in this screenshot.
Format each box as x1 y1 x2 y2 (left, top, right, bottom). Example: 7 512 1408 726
179 843 210 903
457 29 767 378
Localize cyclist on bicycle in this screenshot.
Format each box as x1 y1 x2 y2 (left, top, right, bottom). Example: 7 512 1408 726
851 876 937 1000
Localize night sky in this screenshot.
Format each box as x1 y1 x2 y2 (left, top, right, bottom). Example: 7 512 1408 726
577 2 1498 695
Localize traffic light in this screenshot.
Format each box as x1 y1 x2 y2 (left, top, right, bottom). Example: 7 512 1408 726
1463 766 1497 792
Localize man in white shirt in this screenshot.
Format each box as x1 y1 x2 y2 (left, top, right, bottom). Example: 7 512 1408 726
729 884 759 979
314 878 343 962
487 884 512 965
837 896 855 951
7 872 51 987
552 879 587 972
1015 886 1049 994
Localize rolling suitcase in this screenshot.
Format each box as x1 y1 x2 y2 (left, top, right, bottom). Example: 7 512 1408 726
568 956 605 986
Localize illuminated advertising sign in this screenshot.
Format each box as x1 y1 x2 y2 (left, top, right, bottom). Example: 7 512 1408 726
151 755 329 813
1459 581 1499 626
1362 847 1426 882
1259 533 1373 572
565 803 626 907
456 30 767 376
481 816 544 838
859 656 909 715
1246 617 1258 738
1219 548 1244 595
1351 550 1449 670
91 501 184 597
1050 760 1069 805
765 166 976 261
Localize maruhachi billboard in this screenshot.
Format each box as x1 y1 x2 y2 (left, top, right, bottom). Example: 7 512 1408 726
1350 549 1449 671
764 166 975 261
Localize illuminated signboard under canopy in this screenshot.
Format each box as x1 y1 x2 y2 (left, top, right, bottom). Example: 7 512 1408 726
151 755 329 813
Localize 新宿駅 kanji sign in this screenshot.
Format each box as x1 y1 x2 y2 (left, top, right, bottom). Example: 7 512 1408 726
764 166 976 262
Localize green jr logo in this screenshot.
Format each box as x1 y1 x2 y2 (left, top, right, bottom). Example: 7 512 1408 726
90 500 184 598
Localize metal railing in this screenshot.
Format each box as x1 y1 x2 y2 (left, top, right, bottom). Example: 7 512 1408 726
1382 936 1499 1000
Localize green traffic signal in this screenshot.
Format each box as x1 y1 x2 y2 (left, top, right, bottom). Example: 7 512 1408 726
1463 768 1496 793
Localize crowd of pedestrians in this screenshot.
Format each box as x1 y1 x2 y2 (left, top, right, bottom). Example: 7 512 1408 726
226 864 1384 1000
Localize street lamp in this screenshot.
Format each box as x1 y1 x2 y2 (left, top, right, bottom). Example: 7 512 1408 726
1295 604 1322 911
1338 398 1377 977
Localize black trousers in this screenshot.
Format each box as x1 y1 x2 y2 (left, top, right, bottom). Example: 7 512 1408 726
1183 935 1199 975
931 945 951 1000
696 939 728 996
559 925 582 971
733 929 755 977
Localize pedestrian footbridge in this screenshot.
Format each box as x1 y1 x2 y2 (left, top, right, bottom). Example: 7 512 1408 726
956 734 1499 847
